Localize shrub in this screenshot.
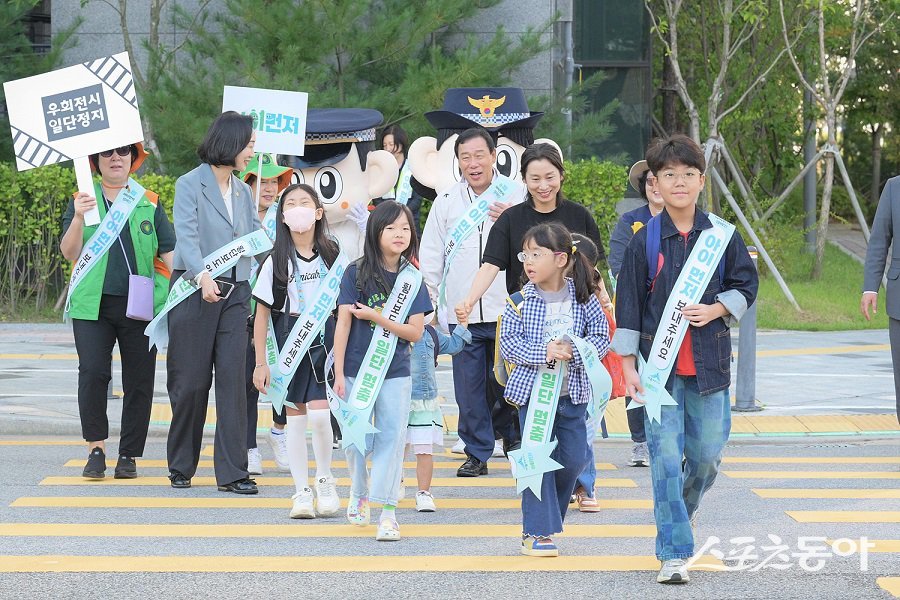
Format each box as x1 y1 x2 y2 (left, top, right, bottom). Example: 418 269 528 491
562 158 628 260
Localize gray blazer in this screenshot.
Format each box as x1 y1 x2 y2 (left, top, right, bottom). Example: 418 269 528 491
172 163 263 282
864 175 900 319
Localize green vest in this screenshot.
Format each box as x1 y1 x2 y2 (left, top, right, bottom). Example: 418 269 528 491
68 182 170 320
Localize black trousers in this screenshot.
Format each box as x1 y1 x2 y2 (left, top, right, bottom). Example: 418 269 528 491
71 294 156 457
166 274 250 485
244 331 286 450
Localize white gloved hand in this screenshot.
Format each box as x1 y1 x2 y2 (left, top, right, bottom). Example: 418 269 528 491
347 202 371 233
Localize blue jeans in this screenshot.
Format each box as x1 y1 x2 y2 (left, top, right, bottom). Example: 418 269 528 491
646 376 731 560
344 376 412 506
575 408 607 497
520 395 590 538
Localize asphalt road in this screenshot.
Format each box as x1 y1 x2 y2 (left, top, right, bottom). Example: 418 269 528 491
0 435 897 599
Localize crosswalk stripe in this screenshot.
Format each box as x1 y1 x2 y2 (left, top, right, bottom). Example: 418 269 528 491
753 488 900 499
0 523 658 538
10 496 653 510
0 554 725 573
38 476 638 488
59 459 620 471
878 577 900 598
723 457 900 465
722 470 900 480
787 511 900 523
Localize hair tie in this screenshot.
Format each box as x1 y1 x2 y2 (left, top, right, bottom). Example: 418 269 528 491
571 244 577 255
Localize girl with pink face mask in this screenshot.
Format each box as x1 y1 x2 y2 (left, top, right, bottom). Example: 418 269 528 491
251 183 344 519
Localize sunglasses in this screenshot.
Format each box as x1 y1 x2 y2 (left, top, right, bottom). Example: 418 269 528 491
99 146 133 158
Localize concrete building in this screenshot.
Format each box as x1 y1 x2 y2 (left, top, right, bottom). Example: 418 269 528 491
42 0 650 165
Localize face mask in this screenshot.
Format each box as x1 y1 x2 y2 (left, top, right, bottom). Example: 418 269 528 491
282 206 316 233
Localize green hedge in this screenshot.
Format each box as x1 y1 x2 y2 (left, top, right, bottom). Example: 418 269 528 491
0 158 627 314
562 158 628 259
0 163 177 314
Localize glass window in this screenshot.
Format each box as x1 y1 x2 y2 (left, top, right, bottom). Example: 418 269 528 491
575 0 649 63
577 67 651 166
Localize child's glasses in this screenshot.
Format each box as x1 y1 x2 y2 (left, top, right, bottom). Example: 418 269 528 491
517 251 563 263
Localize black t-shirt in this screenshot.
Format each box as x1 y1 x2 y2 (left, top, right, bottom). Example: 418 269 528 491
61 194 176 296
482 199 605 293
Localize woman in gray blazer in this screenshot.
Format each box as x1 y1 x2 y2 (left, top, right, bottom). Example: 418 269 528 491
166 111 264 494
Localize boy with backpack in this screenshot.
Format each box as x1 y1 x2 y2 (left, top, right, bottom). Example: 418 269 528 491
611 134 758 584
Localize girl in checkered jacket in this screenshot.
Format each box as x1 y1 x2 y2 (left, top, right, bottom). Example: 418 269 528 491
499 222 610 557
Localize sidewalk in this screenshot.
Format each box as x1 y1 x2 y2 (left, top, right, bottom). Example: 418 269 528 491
0 323 895 439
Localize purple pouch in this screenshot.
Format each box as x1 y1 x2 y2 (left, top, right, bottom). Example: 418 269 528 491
126 274 154 321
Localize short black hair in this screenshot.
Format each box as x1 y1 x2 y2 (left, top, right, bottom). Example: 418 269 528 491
638 169 650 200
646 133 705 174
88 143 138 173
197 111 254 167
453 127 495 157
381 124 409 157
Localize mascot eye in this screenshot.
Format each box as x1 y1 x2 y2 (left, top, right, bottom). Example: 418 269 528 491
451 156 463 182
496 144 519 179
290 170 305 185
313 167 343 204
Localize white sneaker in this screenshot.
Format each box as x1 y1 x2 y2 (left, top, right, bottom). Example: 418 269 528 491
451 439 465 455
630 442 649 467
314 476 341 516
492 440 505 458
247 448 263 475
268 429 289 472
657 558 690 583
415 490 436 512
290 487 316 519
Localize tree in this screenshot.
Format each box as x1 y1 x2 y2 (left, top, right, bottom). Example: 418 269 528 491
0 0 81 163
79 0 214 170
842 2 900 209
779 0 892 278
144 0 550 174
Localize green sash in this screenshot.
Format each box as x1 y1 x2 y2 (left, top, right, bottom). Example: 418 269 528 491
629 214 735 424
436 174 517 331
264 251 349 413
144 230 273 350
64 178 146 319
326 263 423 454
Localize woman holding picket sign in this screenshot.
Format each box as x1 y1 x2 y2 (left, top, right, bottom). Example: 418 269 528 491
60 141 175 480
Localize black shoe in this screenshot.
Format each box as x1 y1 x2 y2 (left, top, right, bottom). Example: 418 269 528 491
218 478 258 494
169 471 191 488
503 439 521 457
114 456 137 479
82 447 106 479
456 457 488 477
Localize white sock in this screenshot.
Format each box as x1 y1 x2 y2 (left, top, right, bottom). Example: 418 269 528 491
308 408 334 480
271 427 285 436
380 506 396 522
286 414 309 494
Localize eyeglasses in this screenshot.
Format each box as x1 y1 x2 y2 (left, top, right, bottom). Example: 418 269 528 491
658 170 701 183
517 251 563 263
99 146 132 158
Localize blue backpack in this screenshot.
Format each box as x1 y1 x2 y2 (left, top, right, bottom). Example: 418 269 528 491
644 215 725 291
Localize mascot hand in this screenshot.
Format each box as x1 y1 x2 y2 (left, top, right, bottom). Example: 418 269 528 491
347 202 371 233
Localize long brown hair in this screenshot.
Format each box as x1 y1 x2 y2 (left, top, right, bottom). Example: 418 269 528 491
271 183 339 285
